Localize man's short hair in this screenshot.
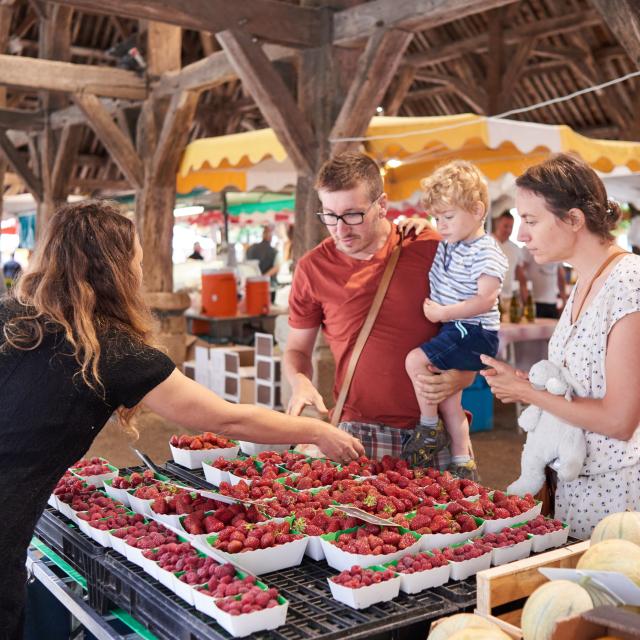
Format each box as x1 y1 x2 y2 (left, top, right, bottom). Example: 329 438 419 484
420 160 489 215
315 152 383 201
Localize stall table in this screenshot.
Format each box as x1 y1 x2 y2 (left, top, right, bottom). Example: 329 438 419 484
186 307 288 343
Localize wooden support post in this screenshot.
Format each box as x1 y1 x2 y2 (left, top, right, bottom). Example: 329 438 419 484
0 0 13 216
36 4 74 235
135 23 196 365
73 93 143 189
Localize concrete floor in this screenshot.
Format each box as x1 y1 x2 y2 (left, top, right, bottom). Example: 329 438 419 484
87 400 525 491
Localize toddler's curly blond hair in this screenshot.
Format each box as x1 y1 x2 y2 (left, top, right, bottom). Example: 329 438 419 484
420 160 489 216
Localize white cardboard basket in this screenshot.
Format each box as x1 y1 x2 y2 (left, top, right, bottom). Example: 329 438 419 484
482 502 542 533
448 551 492 580
395 563 450 594
328 575 401 609
530 524 570 553
202 461 230 486
203 537 308 576
419 522 485 551
170 443 239 470
319 536 422 572
210 597 288 637
490 538 533 566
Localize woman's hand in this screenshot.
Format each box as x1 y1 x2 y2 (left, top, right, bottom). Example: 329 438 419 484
397 216 431 236
415 367 476 404
479 355 530 403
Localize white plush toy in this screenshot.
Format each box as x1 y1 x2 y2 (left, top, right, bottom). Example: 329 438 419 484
507 359 587 496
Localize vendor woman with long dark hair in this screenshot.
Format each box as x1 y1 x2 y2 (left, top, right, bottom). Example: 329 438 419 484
0 200 364 638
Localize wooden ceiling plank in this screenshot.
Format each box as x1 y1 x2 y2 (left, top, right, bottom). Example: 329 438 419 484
47 0 324 49
333 0 518 46
406 9 603 67
331 28 414 151
216 29 315 175
0 54 148 99
73 92 143 188
0 128 42 199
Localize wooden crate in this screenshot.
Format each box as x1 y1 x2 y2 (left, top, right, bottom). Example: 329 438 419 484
474 540 591 638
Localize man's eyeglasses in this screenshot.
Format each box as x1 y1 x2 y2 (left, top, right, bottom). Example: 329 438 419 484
316 194 382 226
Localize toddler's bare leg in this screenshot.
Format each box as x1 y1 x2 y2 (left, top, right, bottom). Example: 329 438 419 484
438 391 471 459
405 348 437 419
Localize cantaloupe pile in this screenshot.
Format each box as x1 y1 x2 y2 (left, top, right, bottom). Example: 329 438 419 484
427 510 639 640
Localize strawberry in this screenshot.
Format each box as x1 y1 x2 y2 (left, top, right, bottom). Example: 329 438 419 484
398 533 417 550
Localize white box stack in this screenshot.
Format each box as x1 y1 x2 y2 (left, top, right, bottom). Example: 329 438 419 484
254 333 283 410
222 346 255 404
194 344 255 402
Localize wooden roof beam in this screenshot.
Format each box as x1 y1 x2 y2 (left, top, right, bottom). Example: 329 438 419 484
49 98 139 129
413 71 487 114
333 0 519 47
0 107 43 131
47 0 326 49
0 128 42 200
216 29 315 175
73 92 143 188
331 28 414 154
153 43 293 98
406 9 603 67
151 90 200 186
0 54 148 99
384 65 416 116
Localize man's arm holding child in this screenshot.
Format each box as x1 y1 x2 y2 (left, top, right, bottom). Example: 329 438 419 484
422 275 502 323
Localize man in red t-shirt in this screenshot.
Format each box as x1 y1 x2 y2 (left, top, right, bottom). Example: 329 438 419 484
284 153 474 465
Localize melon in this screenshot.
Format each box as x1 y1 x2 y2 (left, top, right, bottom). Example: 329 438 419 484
448 629 511 640
591 511 640 547
521 580 592 640
577 539 640 587
427 613 499 640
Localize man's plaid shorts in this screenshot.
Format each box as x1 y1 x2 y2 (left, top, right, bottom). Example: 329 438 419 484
338 421 451 470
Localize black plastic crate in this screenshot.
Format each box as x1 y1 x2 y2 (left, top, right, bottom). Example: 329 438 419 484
33 508 105 592
433 578 477 609
92 551 458 640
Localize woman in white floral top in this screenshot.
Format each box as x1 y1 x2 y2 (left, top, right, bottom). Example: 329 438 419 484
480 153 640 539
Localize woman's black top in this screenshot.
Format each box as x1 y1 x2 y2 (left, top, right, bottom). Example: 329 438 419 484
0 300 175 638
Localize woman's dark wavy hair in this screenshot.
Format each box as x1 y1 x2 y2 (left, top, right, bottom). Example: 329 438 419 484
3 200 157 425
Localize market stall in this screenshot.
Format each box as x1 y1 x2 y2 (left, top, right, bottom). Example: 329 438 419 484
176 115 640 204
32 443 592 640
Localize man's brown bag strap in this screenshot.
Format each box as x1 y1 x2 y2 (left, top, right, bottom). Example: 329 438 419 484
331 231 404 426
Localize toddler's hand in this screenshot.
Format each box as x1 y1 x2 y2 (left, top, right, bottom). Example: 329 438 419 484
423 298 447 323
